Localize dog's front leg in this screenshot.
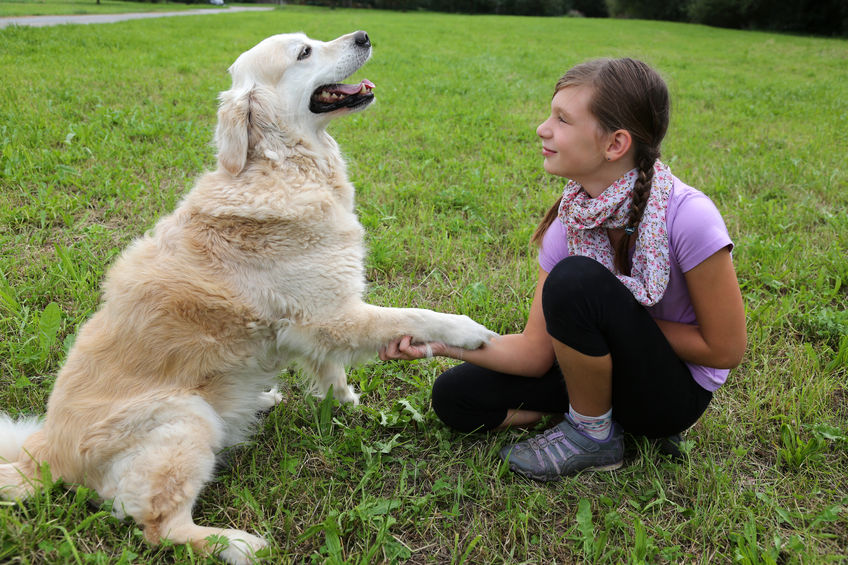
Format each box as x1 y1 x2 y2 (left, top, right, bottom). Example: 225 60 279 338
301 359 359 406
303 302 497 359
257 387 284 410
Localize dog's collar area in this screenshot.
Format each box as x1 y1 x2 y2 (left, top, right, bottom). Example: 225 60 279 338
309 79 375 113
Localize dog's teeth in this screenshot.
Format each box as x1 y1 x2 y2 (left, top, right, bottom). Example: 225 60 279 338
316 90 355 104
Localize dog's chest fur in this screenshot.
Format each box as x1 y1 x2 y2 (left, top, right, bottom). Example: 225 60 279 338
169 152 367 325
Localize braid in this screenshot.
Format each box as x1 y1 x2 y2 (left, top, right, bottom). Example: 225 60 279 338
614 150 658 275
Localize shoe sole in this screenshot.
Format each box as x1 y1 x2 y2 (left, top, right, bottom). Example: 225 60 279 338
507 459 624 482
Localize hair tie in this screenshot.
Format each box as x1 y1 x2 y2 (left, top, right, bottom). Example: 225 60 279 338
624 226 637 235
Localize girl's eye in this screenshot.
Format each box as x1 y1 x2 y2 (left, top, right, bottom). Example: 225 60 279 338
297 45 312 61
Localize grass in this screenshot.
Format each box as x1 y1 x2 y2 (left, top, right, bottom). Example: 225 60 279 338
1 5 847 563
0 0 242 18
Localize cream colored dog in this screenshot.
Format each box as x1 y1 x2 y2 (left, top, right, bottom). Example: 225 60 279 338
0 31 495 564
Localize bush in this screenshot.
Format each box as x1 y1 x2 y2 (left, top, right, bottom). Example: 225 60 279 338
605 0 688 21
291 0 841 33
745 0 848 36
687 0 751 29
572 0 608 17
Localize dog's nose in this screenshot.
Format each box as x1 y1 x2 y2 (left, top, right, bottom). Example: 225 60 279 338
354 31 370 48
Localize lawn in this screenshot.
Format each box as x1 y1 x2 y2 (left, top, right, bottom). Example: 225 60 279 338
0 0 239 18
1 5 846 563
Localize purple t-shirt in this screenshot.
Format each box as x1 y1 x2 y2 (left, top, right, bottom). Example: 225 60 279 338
539 176 734 391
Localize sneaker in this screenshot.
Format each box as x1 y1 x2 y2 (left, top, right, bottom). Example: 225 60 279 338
499 415 624 482
654 433 684 459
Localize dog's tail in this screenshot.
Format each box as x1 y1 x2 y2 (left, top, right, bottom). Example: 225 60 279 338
0 413 44 500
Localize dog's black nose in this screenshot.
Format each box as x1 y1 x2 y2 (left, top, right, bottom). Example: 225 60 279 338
354 31 370 48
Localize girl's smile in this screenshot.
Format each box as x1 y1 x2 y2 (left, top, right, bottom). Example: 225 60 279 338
537 85 634 197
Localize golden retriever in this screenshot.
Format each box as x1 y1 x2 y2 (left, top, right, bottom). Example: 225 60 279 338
0 31 495 564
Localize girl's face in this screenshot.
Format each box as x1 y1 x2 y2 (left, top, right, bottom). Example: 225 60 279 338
536 85 612 191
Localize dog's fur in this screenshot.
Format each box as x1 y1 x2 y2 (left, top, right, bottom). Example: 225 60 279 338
0 31 495 564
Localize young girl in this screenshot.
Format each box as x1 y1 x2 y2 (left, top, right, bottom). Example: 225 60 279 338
380 58 746 481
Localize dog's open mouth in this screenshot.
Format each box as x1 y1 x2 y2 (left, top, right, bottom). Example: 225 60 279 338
309 79 375 113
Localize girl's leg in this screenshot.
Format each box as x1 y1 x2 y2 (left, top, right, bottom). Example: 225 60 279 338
431 362 569 433
499 408 549 430
550 341 612 418
500 256 711 481
542 255 711 438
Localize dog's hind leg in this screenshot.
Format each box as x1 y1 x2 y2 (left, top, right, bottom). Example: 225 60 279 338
100 398 267 564
154 507 268 565
0 461 38 500
0 428 49 501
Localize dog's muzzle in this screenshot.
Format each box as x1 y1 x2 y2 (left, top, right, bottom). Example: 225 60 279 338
309 31 375 114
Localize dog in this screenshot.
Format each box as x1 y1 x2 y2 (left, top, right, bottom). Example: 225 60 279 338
0 31 495 564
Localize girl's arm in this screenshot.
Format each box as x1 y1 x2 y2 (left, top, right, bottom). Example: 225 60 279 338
380 267 556 377
653 247 746 369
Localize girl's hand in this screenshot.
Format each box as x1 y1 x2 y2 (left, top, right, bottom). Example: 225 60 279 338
379 335 449 361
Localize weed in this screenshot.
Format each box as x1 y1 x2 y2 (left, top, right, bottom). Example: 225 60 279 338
777 422 826 471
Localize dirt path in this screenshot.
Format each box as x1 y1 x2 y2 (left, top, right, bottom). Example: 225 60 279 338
0 6 274 29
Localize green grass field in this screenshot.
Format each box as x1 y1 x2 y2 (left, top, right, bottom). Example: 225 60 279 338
0 0 235 18
1 6 847 563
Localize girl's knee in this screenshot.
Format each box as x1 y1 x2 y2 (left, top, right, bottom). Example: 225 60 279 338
431 369 465 428
545 255 608 293
431 365 501 433
542 256 610 318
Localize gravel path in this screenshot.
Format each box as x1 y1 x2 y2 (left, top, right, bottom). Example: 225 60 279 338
0 6 274 29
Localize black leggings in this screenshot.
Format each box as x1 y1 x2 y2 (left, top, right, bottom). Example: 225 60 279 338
431 256 712 438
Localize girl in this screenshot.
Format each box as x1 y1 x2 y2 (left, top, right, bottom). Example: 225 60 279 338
380 58 746 481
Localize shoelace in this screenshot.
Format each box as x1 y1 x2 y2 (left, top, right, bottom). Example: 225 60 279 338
528 425 566 450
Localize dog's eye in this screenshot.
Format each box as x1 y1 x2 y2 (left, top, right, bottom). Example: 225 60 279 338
297 45 312 61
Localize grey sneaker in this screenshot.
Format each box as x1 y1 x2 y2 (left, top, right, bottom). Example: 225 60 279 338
499 415 624 481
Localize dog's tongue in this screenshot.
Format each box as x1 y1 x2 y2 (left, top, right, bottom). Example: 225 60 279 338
336 79 375 95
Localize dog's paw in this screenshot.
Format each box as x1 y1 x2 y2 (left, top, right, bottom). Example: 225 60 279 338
413 312 498 349
257 387 284 410
435 314 498 350
216 530 268 565
333 384 360 406
314 383 360 406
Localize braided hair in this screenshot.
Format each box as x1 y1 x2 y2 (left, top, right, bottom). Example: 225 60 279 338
532 58 670 276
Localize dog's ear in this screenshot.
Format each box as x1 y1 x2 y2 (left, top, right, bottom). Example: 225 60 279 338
215 85 280 176
215 86 252 176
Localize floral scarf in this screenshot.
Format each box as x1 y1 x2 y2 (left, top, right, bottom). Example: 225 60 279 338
557 160 673 306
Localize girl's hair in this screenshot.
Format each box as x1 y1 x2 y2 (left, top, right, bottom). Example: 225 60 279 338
531 58 670 275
